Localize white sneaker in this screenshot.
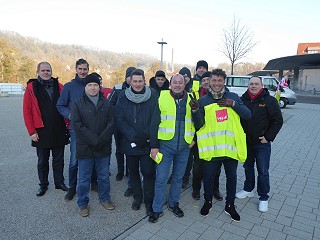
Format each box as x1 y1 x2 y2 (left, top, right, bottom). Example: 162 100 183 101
235 190 255 199
259 200 268 212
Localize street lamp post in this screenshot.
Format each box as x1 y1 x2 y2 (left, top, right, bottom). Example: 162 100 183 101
157 38 167 70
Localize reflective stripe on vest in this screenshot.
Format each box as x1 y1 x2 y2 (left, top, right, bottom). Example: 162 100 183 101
196 103 247 162
158 90 195 144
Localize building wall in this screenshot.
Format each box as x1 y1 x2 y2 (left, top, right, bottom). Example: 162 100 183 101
299 69 320 93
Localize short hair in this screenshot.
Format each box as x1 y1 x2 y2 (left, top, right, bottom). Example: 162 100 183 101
130 69 145 80
250 75 262 82
170 74 185 84
76 58 89 69
37 61 52 72
211 68 226 80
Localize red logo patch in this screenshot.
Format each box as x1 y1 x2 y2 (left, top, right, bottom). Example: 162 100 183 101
215 109 228 122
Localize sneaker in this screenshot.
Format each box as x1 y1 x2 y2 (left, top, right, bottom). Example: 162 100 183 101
224 203 240 222
213 190 223 201
79 207 89 217
200 201 212 216
131 199 142 210
182 176 189 189
192 190 200 200
168 204 184 218
259 200 268 212
235 190 254 199
124 188 134 197
116 173 123 181
148 212 164 223
167 175 172 184
64 187 76 201
101 201 115 210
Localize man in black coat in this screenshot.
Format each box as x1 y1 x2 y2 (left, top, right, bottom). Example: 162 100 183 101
23 62 69 196
236 76 283 213
72 73 115 217
115 69 160 216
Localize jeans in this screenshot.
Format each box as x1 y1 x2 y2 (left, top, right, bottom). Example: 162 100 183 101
69 130 78 189
243 143 271 201
153 144 190 212
77 156 111 208
126 154 155 205
203 158 238 204
36 146 65 187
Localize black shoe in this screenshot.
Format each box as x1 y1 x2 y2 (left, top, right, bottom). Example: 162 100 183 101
167 175 172 184
192 190 200 200
91 184 98 192
200 201 212 216
55 183 69 192
145 203 153 216
148 212 164 223
168 204 184 218
116 173 124 181
182 176 189 189
64 187 76 201
225 203 240 222
131 200 142 210
124 188 134 197
36 187 48 197
213 190 223 201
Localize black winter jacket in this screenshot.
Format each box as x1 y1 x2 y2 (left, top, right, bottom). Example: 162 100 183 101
241 88 283 145
72 92 115 159
149 77 169 96
115 87 160 155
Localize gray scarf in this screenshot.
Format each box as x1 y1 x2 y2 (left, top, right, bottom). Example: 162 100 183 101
125 86 151 103
208 86 225 99
85 92 99 106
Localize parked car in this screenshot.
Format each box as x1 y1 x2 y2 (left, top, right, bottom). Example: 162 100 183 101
225 75 297 108
0 83 25 95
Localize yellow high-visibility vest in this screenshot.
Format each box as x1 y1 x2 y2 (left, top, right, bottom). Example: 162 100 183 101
196 103 247 162
158 90 195 144
192 80 200 99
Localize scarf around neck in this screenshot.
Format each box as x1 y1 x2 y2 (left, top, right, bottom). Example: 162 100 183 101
125 86 151 103
208 86 225 99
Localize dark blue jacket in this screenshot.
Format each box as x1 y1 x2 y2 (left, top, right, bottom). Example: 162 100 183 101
115 87 160 155
56 75 85 129
192 87 252 131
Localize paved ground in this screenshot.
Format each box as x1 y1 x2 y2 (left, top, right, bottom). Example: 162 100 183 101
1 94 320 240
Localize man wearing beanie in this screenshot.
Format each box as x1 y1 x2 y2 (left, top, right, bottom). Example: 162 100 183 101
108 66 136 198
149 70 169 96
115 69 159 216
72 73 115 217
194 60 208 81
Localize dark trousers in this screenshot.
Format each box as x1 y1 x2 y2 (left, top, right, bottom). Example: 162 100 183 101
126 154 155 205
114 130 126 175
203 158 238 204
36 146 65 187
191 144 222 192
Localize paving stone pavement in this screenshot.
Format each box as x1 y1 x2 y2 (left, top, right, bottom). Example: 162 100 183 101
1 95 320 240
115 103 320 240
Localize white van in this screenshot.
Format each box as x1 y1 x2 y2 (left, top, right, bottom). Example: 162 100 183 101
225 75 297 108
0 83 25 95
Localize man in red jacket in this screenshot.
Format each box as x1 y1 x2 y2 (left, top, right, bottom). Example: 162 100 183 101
23 62 69 197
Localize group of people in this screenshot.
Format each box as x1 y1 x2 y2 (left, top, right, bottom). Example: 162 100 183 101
23 59 283 222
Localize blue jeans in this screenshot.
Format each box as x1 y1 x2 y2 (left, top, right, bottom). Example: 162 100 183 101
243 143 271 201
152 144 190 212
69 130 78 189
77 156 111 208
203 158 238 204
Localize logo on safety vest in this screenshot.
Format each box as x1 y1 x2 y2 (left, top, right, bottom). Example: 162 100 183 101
215 109 228 122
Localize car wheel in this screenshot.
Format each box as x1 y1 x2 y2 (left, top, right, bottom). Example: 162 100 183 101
279 98 287 108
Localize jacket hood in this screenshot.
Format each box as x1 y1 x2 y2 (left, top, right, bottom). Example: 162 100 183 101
149 77 169 93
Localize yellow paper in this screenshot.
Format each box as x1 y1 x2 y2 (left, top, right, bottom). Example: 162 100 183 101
150 152 163 164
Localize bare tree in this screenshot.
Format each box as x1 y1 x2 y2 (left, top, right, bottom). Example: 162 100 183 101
220 15 257 75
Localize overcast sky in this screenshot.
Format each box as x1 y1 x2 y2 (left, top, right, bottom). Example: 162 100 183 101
1 0 319 68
